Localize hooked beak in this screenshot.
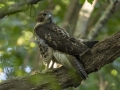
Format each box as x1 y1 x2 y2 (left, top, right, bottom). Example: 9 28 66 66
45 14 52 20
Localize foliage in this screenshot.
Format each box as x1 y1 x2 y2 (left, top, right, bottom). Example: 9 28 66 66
0 0 120 90
80 0 94 4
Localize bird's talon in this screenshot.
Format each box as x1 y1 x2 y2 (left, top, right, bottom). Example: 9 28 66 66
40 70 53 74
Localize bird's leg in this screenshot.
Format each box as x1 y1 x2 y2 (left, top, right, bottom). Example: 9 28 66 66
41 47 53 73
41 62 49 73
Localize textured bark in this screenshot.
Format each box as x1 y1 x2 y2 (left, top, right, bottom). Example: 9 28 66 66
0 31 120 90
84 31 120 73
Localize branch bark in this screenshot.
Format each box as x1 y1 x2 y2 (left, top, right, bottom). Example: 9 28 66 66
0 31 120 90
0 0 43 19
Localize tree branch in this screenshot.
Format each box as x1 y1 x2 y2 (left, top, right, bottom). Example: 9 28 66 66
74 0 97 38
0 0 43 19
0 31 120 90
87 0 120 40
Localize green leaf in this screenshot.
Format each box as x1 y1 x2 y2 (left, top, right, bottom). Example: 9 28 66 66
79 0 85 4
87 0 93 4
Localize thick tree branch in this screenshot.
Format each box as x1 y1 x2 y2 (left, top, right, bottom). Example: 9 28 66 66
0 0 43 19
84 31 120 73
0 31 120 90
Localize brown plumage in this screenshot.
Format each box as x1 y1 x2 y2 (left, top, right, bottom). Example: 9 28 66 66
34 10 97 79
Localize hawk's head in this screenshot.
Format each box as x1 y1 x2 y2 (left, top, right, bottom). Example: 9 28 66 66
36 10 52 24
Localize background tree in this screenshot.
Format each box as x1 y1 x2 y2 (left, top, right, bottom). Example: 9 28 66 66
0 0 120 90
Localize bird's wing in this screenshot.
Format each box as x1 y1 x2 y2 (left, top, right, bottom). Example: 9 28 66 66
35 23 88 55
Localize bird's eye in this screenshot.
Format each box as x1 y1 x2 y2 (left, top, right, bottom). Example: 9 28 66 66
43 13 47 16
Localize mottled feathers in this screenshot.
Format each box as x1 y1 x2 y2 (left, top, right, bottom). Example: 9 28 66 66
35 22 89 55
34 10 93 79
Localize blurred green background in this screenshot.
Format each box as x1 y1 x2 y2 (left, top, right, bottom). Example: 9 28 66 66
0 0 120 90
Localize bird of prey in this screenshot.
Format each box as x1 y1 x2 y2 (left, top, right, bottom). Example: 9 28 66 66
34 10 98 80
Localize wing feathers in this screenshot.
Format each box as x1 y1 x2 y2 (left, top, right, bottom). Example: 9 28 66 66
35 23 88 55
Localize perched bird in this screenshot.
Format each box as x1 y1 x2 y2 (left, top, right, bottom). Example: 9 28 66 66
34 10 98 80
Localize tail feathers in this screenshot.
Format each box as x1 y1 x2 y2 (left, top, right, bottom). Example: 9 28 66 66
73 58 88 80
83 41 99 48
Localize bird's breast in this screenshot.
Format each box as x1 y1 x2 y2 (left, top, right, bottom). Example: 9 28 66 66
36 36 48 46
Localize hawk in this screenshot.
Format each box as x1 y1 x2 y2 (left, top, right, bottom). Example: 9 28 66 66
34 10 98 80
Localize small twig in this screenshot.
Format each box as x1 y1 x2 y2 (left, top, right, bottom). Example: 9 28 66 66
87 0 120 40
0 0 43 19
